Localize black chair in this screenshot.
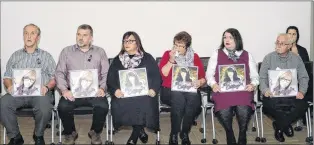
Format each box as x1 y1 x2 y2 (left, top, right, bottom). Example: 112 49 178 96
2 91 58 145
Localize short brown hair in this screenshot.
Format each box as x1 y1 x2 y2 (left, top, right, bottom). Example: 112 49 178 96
23 23 41 36
173 31 192 48
77 24 93 36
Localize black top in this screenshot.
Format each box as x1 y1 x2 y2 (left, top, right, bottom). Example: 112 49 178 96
107 52 161 95
294 44 310 62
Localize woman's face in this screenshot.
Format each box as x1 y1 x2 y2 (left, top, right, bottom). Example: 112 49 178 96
123 35 138 54
23 78 35 88
287 29 297 44
279 78 291 89
81 79 92 90
173 41 186 55
223 32 236 50
180 71 187 79
129 75 136 85
227 71 234 79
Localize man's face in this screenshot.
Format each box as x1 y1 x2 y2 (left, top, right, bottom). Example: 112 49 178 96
23 25 40 48
76 29 93 48
275 35 291 54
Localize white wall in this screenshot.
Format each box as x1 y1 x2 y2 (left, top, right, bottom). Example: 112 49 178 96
1 1 312 92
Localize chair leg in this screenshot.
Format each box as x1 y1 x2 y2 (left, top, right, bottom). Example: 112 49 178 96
308 107 312 136
105 113 109 144
3 127 6 144
260 105 266 143
211 107 218 144
254 105 261 142
52 111 55 144
59 113 62 144
110 112 113 144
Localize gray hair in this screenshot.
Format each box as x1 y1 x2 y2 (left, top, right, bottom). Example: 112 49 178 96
23 23 41 36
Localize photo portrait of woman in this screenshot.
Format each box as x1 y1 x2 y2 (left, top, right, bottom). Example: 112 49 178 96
14 69 40 96
173 67 194 91
272 70 297 96
221 66 245 91
72 70 97 98
123 70 147 96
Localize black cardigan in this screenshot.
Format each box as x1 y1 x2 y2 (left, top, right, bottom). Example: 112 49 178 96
295 44 310 62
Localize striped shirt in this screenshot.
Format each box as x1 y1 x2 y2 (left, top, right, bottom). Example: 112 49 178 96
4 48 56 85
55 44 109 92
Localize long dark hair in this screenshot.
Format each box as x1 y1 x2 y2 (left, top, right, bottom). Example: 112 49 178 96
224 67 240 82
125 71 142 87
219 28 243 51
286 26 300 44
119 31 145 55
176 67 192 82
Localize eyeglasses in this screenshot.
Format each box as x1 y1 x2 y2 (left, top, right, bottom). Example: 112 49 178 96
173 44 186 49
275 42 290 47
279 78 291 83
123 40 136 44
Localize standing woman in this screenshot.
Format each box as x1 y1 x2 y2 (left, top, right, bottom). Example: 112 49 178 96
206 28 259 145
159 31 206 145
107 31 161 145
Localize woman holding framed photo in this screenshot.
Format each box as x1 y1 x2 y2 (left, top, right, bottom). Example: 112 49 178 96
206 28 259 145
107 31 161 145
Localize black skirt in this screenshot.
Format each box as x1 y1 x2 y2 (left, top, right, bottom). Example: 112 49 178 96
111 95 160 132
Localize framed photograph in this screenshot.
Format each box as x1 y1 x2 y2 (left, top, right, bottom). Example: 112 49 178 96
119 68 149 97
268 69 298 97
171 65 198 93
12 68 42 97
69 69 99 98
218 64 246 92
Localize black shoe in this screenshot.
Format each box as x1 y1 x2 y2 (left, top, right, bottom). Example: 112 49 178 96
8 133 24 145
33 135 45 145
274 129 285 142
181 133 191 145
169 134 178 145
284 125 294 137
139 128 148 143
126 139 137 145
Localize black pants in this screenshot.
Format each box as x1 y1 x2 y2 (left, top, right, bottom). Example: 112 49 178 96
215 106 253 145
170 91 201 134
263 97 308 131
58 97 109 135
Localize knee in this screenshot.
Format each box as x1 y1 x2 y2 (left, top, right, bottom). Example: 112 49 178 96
57 98 74 112
93 100 109 113
0 94 14 109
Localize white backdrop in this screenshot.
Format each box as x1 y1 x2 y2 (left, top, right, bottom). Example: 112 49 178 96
1 1 312 94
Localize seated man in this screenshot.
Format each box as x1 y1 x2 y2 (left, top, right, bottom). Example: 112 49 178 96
55 24 109 145
259 33 309 142
0 24 56 145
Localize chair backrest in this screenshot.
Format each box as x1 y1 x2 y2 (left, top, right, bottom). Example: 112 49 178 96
257 62 263 101
108 58 114 65
156 57 162 65
200 57 210 72
304 61 313 102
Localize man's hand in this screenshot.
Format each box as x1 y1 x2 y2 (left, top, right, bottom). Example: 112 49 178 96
296 92 304 99
115 89 124 98
7 86 13 95
245 84 255 92
97 88 105 97
212 83 221 93
148 89 156 97
264 89 273 97
62 90 75 101
41 86 48 96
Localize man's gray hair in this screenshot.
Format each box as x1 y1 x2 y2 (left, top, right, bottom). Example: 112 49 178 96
23 23 41 36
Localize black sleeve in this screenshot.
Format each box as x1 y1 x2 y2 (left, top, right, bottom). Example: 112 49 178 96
298 45 310 62
106 56 120 96
145 53 162 95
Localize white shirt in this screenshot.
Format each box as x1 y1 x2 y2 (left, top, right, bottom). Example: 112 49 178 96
206 48 259 87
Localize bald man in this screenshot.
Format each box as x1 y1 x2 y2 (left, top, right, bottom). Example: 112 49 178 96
259 33 309 142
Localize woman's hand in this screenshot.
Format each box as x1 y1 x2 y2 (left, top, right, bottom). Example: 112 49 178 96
115 89 124 98
148 89 156 97
245 84 255 92
211 83 221 93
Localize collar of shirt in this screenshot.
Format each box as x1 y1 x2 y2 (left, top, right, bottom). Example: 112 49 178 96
74 44 94 52
22 47 40 55
223 48 243 56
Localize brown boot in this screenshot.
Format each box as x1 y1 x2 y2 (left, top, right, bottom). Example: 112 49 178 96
63 131 78 145
88 130 102 145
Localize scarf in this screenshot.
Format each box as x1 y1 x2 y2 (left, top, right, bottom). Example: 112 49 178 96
226 48 240 62
174 47 194 66
119 51 144 69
